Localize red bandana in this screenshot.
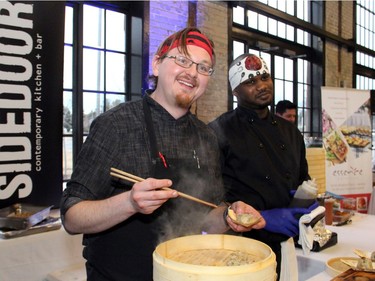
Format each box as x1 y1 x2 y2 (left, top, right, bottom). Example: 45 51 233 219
158 31 214 61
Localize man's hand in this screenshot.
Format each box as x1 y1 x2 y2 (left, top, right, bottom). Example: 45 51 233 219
226 201 266 232
129 178 178 214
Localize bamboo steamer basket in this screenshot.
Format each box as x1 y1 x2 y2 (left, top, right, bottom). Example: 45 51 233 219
153 234 277 281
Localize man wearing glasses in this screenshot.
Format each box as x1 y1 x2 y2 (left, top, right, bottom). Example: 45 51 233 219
61 28 265 281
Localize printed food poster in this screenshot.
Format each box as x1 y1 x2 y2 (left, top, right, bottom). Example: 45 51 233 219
322 87 372 213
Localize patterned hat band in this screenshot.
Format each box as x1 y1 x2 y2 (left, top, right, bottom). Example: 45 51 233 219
229 54 270 91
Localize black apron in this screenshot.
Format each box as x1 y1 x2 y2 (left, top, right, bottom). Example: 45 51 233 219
85 98 209 281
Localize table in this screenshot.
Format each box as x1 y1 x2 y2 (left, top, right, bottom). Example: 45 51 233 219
297 212 375 281
1 212 373 281
0 224 84 281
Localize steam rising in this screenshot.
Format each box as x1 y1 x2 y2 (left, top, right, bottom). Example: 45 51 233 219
155 166 224 244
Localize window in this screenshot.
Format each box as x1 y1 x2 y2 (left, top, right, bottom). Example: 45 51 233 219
355 0 375 80
63 2 143 182
231 0 318 136
297 58 312 133
234 1 311 47
356 75 375 90
355 0 375 90
355 1 375 169
356 1 375 56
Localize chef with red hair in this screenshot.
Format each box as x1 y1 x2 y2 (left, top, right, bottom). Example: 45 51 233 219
61 29 265 281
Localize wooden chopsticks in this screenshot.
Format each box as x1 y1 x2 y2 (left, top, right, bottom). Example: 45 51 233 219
110 167 218 208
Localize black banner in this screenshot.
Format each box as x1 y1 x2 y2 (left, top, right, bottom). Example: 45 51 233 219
0 1 65 208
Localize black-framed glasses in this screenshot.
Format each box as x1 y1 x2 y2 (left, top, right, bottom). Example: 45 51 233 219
165 55 214 76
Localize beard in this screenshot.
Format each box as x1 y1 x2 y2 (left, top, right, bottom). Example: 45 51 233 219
175 92 194 108
255 102 271 110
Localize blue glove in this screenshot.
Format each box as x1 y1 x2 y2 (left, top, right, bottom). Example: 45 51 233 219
261 206 315 237
307 200 319 211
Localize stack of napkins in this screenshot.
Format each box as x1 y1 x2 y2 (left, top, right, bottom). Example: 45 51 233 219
298 206 326 254
280 237 298 281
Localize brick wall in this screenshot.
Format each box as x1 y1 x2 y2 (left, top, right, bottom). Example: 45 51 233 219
195 1 229 123
325 1 353 88
148 1 189 75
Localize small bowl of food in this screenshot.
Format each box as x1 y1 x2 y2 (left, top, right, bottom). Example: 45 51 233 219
333 210 352 224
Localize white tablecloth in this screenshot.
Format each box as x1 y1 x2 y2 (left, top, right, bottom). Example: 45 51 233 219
0 227 84 281
297 212 375 281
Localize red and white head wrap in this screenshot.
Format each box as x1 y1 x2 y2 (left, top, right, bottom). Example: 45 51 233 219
229 54 270 91
156 30 214 62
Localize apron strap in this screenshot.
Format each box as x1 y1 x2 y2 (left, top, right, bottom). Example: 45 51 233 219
143 97 159 159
